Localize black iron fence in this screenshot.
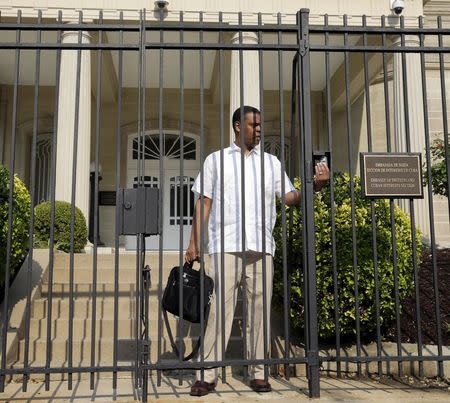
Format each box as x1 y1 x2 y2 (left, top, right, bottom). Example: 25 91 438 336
0 8 449 402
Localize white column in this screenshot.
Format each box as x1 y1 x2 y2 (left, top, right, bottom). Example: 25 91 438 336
393 37 430 238
229 32 260 144
55 29 91 223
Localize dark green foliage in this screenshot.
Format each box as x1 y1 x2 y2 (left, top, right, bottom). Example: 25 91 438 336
34 201 87 253
424 138 449 197
273 172 422 339
0 165 30 286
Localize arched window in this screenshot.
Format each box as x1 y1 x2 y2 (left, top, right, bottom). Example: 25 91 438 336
35 135 52 204
132 133 197 160
264 135 291 172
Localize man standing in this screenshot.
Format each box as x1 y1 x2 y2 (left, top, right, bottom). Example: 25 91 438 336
185 106 329 396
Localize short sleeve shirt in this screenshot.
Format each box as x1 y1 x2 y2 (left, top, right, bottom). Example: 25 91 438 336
191 143 295 256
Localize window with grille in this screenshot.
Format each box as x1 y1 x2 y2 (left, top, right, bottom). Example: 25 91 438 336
132 175 159 188
35 136 52 205
132 133 196 160
169 176 195 226
264 135 291 172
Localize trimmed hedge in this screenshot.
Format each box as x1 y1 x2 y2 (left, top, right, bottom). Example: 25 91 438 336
0 165 30 286
273 172 422 339
34 201 87 253
424 138 448 197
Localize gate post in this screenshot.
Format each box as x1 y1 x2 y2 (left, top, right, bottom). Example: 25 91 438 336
297 8 320 398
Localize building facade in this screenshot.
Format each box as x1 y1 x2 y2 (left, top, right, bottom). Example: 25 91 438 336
0 0 448 249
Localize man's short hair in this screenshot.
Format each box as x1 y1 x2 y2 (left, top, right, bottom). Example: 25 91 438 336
232 105 260 133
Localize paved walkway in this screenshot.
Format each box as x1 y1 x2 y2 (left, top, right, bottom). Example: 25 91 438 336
0 374 449 402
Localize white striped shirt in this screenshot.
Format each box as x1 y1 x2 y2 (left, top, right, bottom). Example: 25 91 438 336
191 143 295 256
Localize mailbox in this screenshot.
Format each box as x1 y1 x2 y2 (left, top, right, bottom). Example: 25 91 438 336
117 188 160 235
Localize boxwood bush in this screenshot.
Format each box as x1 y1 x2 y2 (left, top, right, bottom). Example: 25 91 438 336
34 201 87 253
273 172 422 339
0 164 30 286
424 138 448 197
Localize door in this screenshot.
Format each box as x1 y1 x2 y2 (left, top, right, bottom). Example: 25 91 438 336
126 131 199 250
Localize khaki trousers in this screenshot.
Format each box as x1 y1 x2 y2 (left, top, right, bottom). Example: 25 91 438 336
196 251 273 383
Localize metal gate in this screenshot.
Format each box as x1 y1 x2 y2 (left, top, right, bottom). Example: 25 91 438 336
0 8 449 401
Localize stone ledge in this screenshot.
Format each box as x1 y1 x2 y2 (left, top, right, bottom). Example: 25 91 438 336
271 337 449 378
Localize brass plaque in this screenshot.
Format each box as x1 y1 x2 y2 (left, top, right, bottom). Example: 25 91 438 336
360 153 423 198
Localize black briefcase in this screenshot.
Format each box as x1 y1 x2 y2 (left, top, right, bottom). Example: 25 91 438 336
162 261 214 323
162 261 214 360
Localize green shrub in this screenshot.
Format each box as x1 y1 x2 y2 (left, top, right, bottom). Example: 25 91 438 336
424 138 448 197
34 201 87 253
273 172 422 339
0 165 30 286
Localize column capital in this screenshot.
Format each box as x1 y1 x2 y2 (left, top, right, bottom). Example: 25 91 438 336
61 25 92 43
230 31 258 44
391 35 420 47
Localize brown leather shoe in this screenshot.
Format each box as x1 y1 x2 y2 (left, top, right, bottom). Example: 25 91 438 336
190 380 216 396
249 379 272 393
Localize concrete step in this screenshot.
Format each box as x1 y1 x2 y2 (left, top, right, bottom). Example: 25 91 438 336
32 292 244 321
43 265 205 285
26 317 215 339
39 275 220 296
51 253 191 271
32 298 137 319
6 360 136 381
50 268 156 284
27 314 244 340
39 283 138 298
28 318 137 339
16 336 243 364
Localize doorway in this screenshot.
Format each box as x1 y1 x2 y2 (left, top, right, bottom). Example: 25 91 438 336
126 130 199 250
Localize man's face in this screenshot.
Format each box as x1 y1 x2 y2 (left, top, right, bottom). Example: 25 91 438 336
235 112 261 151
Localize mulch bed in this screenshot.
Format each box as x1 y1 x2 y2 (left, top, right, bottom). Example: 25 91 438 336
384 247 450 346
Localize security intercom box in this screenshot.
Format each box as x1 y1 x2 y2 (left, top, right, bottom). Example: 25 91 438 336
117 188 160 235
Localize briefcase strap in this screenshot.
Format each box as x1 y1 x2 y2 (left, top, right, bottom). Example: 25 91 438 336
162 307 210 362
